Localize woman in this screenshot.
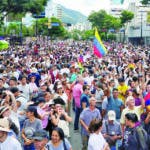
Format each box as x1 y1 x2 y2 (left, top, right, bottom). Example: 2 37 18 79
88 119 110 150
46 127 72 150
120 113 148 150
22 106 42 150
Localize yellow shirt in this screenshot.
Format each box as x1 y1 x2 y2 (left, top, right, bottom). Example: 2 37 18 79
120 106 143 125
117 84 128 103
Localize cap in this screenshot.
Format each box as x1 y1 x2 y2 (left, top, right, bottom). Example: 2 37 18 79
25 106 37 113
24 127 35 139
0 118 10 132
108 110 116 121
36 97 45 104
9 87 19 93
32 130 49 141
9 76 17 82
57 84 63 89
0 106 9 116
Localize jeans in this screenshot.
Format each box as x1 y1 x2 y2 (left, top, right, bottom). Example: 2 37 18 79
74 107 81 130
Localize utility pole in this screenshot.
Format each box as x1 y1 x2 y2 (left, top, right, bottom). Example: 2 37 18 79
140 12 143 45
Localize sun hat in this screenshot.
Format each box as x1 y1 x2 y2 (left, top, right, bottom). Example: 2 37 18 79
0 118 10 132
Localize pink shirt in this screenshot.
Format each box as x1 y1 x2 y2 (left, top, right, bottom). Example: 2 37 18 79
72 83 83 107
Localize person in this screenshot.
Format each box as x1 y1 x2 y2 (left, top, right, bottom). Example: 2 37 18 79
80 84 90 110
102 110 122 149
0 117 22 150
117 78 129 103
88 119 110 150
18 75 31 101
120 95 145 133
80 97 101 150
33 129 49 150
120 113 149 150
22 106 42 150
46 127 72 150
102 88 124 121
72 75 83 130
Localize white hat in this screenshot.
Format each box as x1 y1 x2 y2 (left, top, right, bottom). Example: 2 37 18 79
108 110 116 121
0 118 10 132
31 67 37 73
57 84 63 89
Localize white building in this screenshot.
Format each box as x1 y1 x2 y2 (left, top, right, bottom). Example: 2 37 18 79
124 0 150 45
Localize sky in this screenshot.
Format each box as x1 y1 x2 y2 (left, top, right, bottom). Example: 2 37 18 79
55 0 111 16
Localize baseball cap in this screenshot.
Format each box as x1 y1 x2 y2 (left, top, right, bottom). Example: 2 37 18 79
24 127 35 139
108 110 116 121
0 118 10 132
9 76 17 82
25 106 37 113
32 130 49 141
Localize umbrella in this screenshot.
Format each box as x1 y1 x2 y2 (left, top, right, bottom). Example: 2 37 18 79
0 40 9 51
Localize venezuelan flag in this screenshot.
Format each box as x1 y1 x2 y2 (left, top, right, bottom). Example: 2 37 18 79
93 28 107 58
145 92 150 111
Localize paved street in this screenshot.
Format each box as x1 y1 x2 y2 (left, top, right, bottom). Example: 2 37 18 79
69 107 82 150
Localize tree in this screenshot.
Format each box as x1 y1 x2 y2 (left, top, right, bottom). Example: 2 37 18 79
120 10 134 25
46 17 66 39
88 10 121 40
141 0 150 5
120 10 134 42
0 0 48 23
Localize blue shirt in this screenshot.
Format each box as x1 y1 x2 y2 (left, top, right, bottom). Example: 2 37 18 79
102 96 124 119
80 107 101 136
80 93 89 110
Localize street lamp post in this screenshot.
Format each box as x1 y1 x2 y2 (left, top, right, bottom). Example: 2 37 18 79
140 12 143 45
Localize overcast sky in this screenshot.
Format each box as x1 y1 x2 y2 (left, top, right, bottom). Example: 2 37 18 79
55 0 111 16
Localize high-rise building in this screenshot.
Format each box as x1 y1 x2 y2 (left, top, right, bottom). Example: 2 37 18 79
111 0 124 4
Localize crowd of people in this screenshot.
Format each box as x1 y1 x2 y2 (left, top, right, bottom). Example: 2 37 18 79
0 38 150 150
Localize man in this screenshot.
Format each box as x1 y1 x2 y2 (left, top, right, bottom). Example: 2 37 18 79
120 95 145 133
72 75 83 130
80 97 101 150
10 86 27 130
102 110 122 149
102 88 124 121
33 130 49 150
80 85 90 110
18 75 31 101
0 118 22 150
117 78 129 103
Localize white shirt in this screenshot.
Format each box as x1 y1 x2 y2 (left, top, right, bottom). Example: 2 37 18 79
0 135 22 150
88 132 106 150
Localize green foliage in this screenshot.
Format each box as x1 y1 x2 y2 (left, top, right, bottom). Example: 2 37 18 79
147 11 150 23
88 10 121 33
48 17 66 38
141 0 150 5
0 0 48 23
120 10 134 25
81 30 94 40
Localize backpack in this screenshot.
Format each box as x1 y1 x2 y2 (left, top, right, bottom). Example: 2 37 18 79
134 126 149 150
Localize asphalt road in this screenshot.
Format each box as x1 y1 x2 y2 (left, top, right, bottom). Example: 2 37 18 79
69 108 82 150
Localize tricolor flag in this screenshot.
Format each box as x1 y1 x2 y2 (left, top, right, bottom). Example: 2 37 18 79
93 28 107 58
